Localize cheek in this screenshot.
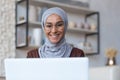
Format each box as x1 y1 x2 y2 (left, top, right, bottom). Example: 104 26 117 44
44 27 49 32
44 29 50 36
59 28 64 34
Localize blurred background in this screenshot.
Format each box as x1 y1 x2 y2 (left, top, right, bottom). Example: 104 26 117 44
0 0 120 79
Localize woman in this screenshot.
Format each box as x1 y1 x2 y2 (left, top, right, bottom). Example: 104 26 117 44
27 7 85 58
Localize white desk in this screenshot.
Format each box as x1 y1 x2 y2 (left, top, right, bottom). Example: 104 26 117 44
89 65 120 80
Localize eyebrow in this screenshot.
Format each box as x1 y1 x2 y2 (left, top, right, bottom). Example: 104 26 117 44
45 21 64 24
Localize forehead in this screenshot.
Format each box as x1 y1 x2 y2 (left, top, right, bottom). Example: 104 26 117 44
46 14 63 22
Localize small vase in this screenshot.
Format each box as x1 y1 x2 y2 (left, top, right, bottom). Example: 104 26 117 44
106 57 116 66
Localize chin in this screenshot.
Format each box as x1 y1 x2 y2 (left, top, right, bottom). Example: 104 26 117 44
50 41 59 44
49 38 61 44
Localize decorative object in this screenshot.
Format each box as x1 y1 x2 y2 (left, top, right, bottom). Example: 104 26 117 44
77 22 84 29
18 16 26 24
90 23 97 31
29 5 37 22
77 42 93 53
19 16 25 21
68 21 76 28
84 22 91 30
105 48 117 66
32 28 42 46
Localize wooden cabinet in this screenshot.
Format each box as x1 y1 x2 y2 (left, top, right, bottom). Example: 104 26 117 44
15 0 100 55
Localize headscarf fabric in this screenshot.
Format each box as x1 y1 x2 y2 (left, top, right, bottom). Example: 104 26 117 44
39 7 73 58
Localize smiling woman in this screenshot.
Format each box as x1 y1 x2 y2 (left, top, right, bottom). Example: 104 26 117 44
27 7 85 58
44 14 64 44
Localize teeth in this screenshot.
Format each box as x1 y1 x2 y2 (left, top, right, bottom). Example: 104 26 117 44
52 35 57 38
51 34 58 38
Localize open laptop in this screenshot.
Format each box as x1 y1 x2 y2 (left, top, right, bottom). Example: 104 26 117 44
4 58 88 80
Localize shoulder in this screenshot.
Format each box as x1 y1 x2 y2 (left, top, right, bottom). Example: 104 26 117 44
70 47 85 57
27 48 40 58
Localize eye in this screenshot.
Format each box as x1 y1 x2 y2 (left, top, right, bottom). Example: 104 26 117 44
45 24 52 28
57 23 63 26
56 22 64 27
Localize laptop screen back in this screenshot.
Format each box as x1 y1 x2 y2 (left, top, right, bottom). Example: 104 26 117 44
4 58 88 80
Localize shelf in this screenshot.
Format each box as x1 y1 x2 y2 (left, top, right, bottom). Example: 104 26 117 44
17 20 41 28
28 0 96 15
85 51 98 55
67 28 97 34
29 21 41 28
17 43 26 47
17 0 96 14
16 46 39 50
16 20 27 26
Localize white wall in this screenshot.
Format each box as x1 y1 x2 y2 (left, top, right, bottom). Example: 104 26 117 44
88 0 120 67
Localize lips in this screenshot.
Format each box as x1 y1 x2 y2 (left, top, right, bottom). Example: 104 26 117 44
49 33 60 42
50 34 59 38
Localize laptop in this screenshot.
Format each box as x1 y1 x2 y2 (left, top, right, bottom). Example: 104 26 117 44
4 58 88 80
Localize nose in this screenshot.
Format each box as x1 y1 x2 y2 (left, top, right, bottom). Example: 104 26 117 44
51 26 58 33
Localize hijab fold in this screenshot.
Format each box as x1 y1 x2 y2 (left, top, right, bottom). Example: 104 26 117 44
39 7 73 58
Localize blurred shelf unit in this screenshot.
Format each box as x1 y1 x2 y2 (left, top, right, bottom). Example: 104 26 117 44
17 20 41 28
68 28 98 34
15 0 100 55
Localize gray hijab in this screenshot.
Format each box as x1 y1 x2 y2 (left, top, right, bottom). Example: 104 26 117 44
39 7 73 58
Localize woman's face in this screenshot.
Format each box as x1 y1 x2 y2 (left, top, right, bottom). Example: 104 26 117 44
44 14 64 44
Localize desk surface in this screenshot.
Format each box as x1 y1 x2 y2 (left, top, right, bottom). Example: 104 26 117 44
89 65 120 80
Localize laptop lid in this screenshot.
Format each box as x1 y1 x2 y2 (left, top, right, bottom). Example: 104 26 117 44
4 58 88 80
